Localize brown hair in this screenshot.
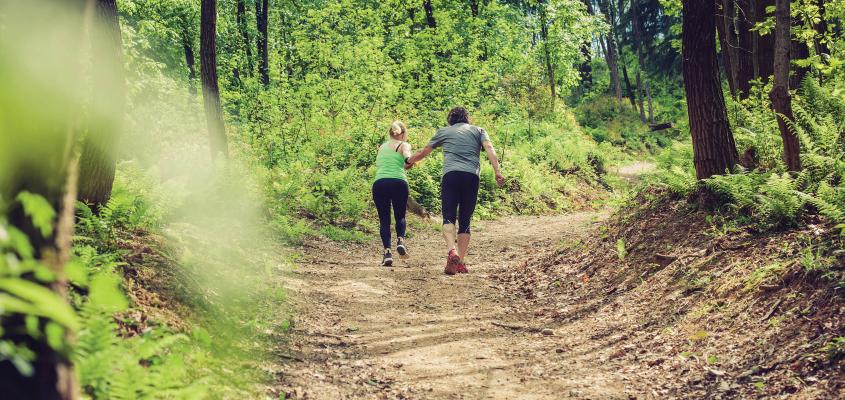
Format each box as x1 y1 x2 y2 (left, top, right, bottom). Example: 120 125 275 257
389 120 407 139
447 107 470 126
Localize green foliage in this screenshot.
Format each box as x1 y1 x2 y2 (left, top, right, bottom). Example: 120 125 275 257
0 194 79 376
616 238 627 261
647 73 845 233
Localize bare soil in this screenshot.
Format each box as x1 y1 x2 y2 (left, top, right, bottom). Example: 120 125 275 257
275 212 657 399
272 187 844 400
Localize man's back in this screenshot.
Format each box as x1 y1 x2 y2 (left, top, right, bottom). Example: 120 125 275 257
427 123 490 176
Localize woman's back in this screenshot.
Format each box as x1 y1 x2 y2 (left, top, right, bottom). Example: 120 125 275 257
374 139 407 181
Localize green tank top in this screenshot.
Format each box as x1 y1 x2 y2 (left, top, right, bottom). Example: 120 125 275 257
374 141 407 182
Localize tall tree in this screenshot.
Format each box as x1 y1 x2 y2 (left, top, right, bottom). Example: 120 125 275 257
201 0 229 160
609 0 636 109
598 0 622 104
538 4 557 104
717 0 755 98
578 0 593 92
0 2 88 398
256 0 269 87
770 0 800 171
182 29 198 96
631 0 649 122
682 0 737 180
78 0 125 210
755 0 776 83
236 0 254 77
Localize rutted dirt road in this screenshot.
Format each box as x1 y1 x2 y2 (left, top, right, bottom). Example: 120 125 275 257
275 212 652 399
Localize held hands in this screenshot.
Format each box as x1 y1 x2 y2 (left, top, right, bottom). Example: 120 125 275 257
495 171 505 186
404 157 414 170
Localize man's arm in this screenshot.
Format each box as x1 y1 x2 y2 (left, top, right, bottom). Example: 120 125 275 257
406 145 433 168
482 141 505 186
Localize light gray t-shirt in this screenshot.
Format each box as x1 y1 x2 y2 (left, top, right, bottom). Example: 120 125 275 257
427 123 491 176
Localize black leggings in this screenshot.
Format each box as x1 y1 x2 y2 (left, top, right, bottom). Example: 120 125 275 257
372 178 409 249
441 171 480 234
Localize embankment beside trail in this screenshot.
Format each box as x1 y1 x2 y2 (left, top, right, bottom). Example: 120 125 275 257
493 189 844 398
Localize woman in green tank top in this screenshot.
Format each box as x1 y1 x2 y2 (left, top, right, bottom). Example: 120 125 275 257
372 121 413 266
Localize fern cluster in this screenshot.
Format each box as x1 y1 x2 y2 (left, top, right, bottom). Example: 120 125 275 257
650 76 845 233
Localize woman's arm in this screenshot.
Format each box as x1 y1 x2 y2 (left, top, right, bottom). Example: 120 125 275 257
400 142 413 158
482 141 505 186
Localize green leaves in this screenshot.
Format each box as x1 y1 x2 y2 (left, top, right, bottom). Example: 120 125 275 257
0 278 79 331
16 191 56 238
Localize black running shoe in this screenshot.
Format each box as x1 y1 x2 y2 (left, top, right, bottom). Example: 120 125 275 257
396 239 407 257
382 250 393 267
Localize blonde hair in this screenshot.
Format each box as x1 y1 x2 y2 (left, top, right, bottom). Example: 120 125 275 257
389 120 407 139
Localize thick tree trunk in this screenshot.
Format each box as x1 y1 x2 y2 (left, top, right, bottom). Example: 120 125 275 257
682 0 738 180
256 0 269 87
201 0 228 161
78 0 124 210
236 0 253 76
755 0 775 83
770 0 800 171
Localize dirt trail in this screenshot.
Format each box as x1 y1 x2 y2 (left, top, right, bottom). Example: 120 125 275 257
276 211 654 399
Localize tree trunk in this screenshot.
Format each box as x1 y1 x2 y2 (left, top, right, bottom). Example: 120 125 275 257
183 34 197 96
770 0 800 172
716 0 737 96
814 0 829 58
78 0 124 210
631 0 654 122
578 0 593 91
200 0 228 161
635 70 646 121
599 0 621 104
621 64 637 110
236 0 253 76
539 5 556 104
1 155 80 400
423 0 436 29
645 80 654 123
610 0 634 108
256 0 269 87
0 2 86 396
718 0 755 98
755 0 775 83
790 36 810 89
682 0 738 180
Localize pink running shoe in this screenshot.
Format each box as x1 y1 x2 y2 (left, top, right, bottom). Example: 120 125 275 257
455 262 468 274
444 249 460 275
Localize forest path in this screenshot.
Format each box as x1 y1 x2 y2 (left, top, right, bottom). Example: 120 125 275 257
275 210 648 399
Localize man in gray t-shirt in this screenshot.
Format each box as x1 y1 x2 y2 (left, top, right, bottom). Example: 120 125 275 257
406 107 505 275
427 123 490 176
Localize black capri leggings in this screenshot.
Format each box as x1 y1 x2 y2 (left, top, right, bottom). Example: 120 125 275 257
441 171 480 234
372 178 409 249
